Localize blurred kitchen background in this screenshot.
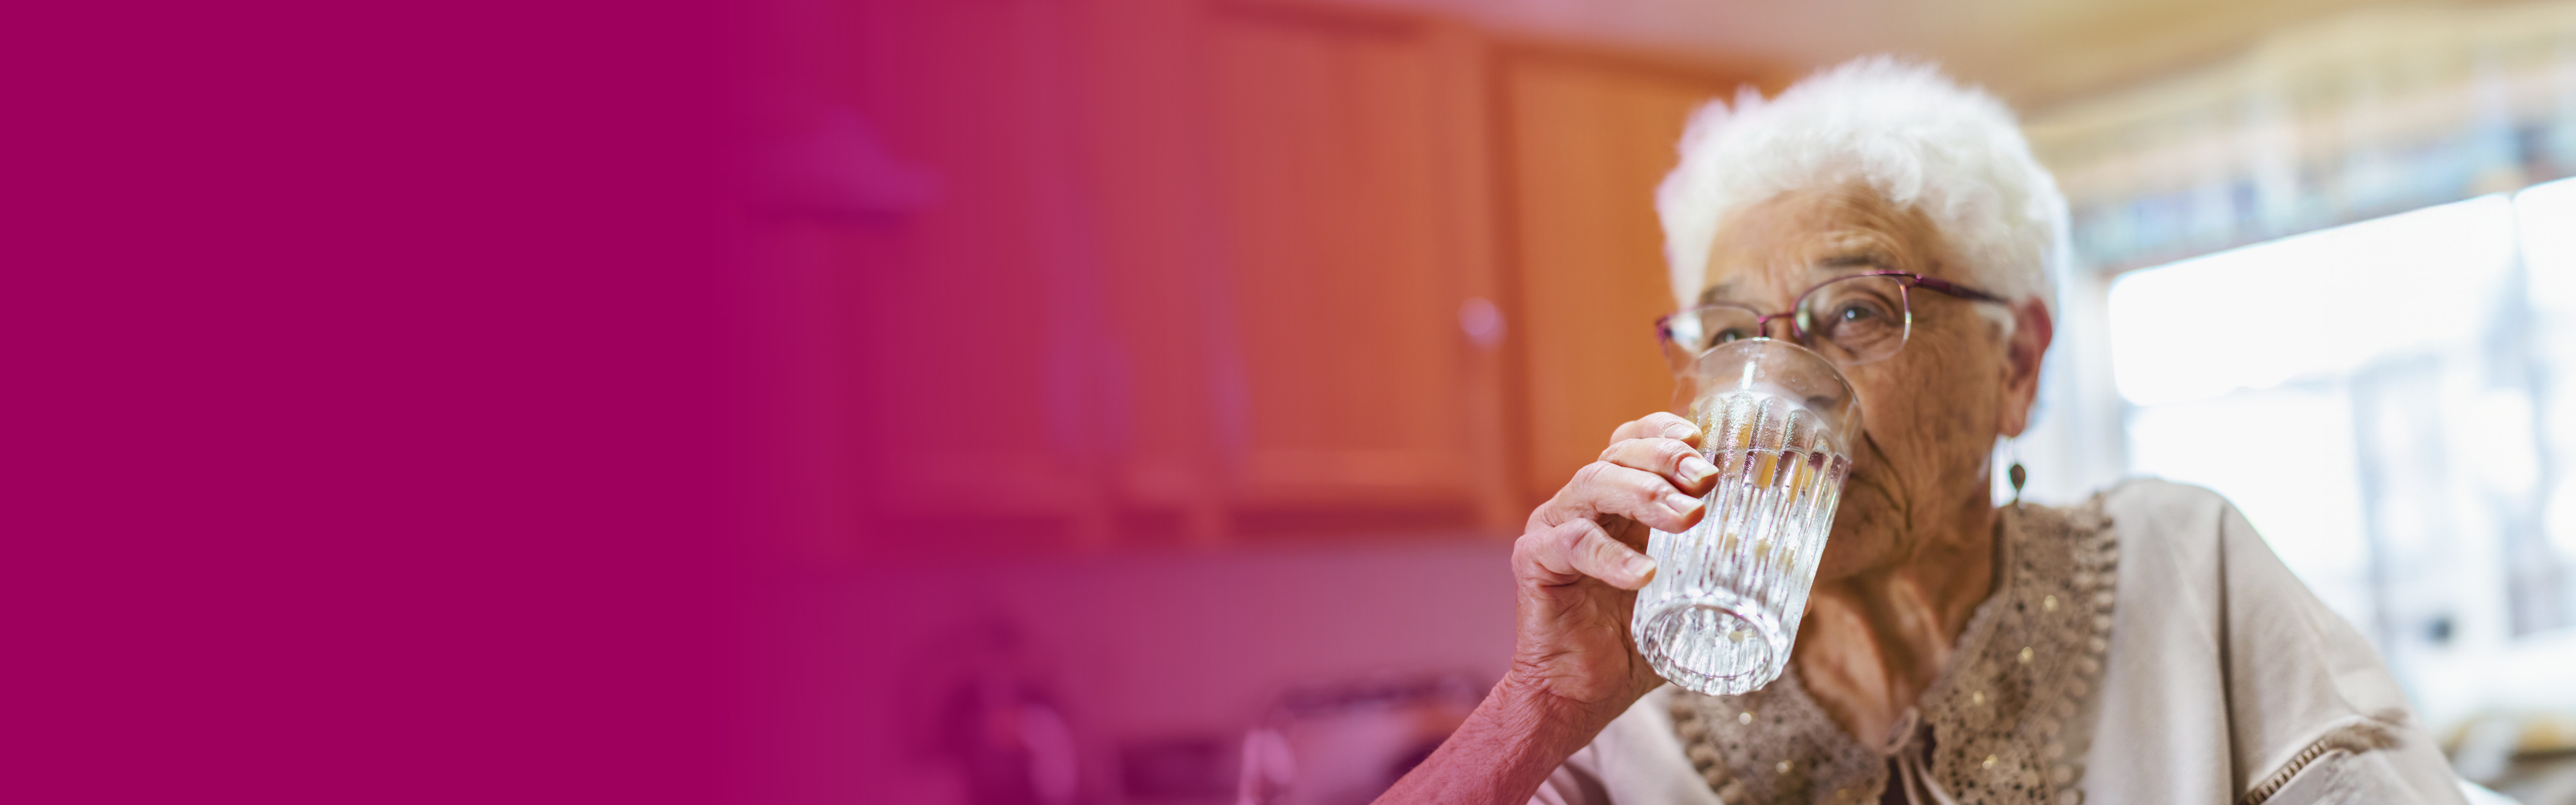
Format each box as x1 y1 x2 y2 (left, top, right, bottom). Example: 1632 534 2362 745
743 1 2576 803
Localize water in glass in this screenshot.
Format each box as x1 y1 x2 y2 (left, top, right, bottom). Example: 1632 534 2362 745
1632 386 1853 695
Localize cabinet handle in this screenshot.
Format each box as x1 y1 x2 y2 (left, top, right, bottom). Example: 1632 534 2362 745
1458 297 1505 348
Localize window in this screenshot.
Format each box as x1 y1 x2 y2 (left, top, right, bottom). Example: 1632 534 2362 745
2106 178 2576 726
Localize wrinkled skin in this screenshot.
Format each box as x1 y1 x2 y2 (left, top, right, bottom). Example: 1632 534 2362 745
1698 185 2051 744
1376 185 2051 805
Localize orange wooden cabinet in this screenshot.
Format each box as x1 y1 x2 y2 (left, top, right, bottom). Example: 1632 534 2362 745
1494 50 1761 508
829 0 1111 554
822 0 1771 552
1196 7 1506 535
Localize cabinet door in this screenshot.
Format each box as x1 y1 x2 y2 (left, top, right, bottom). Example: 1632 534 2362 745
1201 10 1479 529
835 0 1108 550
1502 56 1736 504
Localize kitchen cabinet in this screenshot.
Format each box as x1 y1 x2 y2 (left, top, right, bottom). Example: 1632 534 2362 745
815 0 1771 553
1496 49 1763 505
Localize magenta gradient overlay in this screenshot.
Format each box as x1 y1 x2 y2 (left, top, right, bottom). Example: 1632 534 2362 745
7 0 734 801
733 1 1531 803
8 0 1532 802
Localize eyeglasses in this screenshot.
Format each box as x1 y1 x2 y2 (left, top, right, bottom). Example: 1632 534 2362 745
1654 271 2011 371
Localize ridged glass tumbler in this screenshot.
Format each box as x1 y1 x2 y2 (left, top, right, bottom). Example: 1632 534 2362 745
1632 338 1860 695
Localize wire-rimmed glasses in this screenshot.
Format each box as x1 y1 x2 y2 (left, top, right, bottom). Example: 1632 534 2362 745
1654 271 2012 371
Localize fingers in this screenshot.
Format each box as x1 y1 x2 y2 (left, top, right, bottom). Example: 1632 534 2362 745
1516 518 1656 589
1557 460 1704 533
1599 435 1720 495
1608 412 1700 448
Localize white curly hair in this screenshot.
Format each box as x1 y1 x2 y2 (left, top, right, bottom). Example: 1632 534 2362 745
1655 56 2069 324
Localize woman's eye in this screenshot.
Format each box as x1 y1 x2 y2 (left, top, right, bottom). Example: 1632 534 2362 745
1716 328 1749 344
1837 304 1880 322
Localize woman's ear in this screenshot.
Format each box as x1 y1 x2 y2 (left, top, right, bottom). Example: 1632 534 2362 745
1997 297 2054 437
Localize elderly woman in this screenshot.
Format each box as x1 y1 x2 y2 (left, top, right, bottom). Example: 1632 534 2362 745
1375 59 2469 805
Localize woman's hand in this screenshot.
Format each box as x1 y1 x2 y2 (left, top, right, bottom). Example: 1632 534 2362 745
1506 411 1718 726
1371 413 1720 805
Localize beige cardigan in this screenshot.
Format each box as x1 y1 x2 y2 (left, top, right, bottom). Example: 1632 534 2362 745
1533 480 2468 805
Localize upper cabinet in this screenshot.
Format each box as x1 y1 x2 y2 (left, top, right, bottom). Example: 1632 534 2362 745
834 0 1105 551
1200 8 1493 530
823 0 1769 552
1496 52 1758 506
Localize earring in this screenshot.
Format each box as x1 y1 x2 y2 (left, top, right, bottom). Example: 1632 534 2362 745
2006 438 2027 507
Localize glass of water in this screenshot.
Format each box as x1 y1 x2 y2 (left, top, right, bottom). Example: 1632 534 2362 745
1632 338 1861 695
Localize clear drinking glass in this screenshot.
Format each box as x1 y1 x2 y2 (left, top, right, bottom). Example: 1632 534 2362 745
1632 338 1861 695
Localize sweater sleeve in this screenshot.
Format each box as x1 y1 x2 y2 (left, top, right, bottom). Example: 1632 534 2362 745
2091 478 2465 805
1530 687 1728 805
2209 491 2467 804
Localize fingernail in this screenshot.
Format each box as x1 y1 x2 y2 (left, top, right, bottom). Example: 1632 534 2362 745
1665 491 1703 513
1663 422 1696 440
1679 455 1718 483
1625 555 1657 581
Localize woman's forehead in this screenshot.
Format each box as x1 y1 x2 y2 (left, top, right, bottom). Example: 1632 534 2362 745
1699 188 1945 297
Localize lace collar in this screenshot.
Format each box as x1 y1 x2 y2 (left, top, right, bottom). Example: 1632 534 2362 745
1668 500 2120 805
